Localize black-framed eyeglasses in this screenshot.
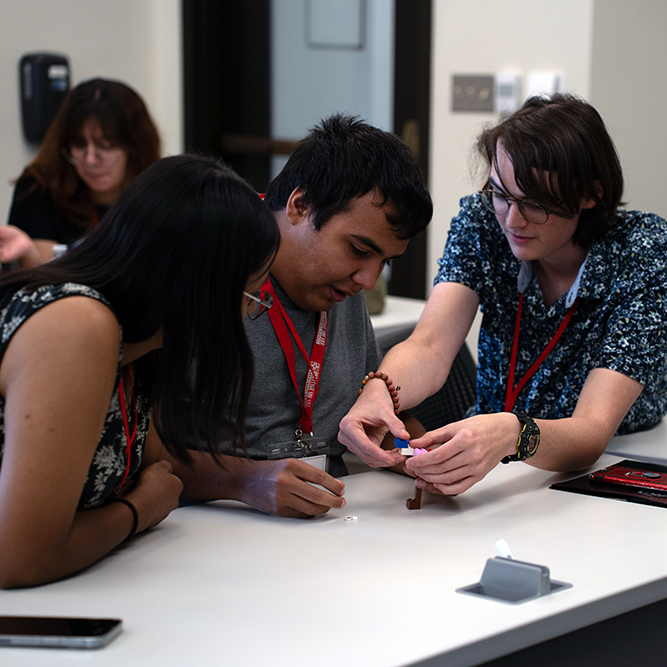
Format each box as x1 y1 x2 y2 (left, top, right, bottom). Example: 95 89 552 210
61 144 125 168
479 186 552 225
243 290 273 320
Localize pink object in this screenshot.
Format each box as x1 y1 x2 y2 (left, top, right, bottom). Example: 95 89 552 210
413 448 428 455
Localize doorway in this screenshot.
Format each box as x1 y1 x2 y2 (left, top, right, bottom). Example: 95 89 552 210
182 0 431 298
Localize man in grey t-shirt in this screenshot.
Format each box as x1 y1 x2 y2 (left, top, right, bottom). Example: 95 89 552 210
185 115 432 516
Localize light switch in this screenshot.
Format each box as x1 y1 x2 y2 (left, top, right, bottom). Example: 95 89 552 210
452 75 495 112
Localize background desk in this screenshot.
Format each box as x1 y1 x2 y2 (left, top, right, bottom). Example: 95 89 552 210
606 419 667 465
2 454 667 667
369 294 426 344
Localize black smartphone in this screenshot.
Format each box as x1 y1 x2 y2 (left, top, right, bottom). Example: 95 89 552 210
0 616 122 649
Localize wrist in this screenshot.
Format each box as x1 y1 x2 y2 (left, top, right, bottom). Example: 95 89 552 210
359 371 401 413
231 457 264 506
501 412 540 464
109 497 140 539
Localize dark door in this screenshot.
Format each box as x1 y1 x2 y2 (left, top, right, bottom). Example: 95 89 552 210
182 0 432 297
182 0 272 191
390 0 432 300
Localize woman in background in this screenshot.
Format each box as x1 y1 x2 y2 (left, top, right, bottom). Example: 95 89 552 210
3 77 160 266
0 154 280 588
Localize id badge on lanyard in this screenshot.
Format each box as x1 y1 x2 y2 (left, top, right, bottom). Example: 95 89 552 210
262 278 329 469
267 435 330 471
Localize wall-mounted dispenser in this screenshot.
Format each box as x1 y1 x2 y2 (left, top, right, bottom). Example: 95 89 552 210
20 53 70 144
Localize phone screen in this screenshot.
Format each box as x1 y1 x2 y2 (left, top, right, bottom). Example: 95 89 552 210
0 616 122 649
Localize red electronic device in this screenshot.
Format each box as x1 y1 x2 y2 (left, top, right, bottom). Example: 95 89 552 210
589 466 667 493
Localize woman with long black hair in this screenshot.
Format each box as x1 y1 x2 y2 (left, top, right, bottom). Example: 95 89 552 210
0 154 279 588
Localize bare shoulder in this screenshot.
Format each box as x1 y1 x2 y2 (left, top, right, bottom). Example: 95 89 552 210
16 295 119 348
0 295 121 392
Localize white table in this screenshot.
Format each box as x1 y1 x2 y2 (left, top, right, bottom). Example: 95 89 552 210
2 454 667 666
369 295 426 341
606 419 667 465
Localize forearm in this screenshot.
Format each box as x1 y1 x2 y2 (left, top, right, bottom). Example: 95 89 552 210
163 449 346 517
163 450 257 504
529 369 644 471
528 416 616 471
376 282 479 410
377 340 452 410
0 504 138 589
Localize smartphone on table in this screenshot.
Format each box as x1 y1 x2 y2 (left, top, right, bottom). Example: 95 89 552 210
0 616 122 649
589 466 667 493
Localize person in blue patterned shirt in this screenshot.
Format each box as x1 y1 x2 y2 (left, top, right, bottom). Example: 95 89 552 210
339 94 667 496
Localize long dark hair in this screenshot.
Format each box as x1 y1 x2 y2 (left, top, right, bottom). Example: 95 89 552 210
18 78 161 227
0 154 280 463
476 94 624 248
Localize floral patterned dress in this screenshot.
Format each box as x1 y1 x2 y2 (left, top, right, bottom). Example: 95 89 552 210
0 283 151 509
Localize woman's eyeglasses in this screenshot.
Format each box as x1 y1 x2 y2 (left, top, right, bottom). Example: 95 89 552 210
243 290 273 320
479 186 552 225
62 143 125 168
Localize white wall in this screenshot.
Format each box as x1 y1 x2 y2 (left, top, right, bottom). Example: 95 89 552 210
270 0 395 178
590 0 667 219
0 0 182 222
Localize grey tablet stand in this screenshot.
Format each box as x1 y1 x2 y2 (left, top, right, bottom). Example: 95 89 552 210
457 557 572 604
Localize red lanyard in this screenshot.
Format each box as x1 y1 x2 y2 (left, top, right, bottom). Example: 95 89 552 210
504 293 578 412
114 367 137 493
262 278 327 435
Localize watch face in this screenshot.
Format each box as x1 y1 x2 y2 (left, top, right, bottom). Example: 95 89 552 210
526 433 539 456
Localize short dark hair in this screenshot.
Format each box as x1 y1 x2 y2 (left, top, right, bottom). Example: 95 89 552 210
0 154 280 463
476 94 624 248
264 114 432 239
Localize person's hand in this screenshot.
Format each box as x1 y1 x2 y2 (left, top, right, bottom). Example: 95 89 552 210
405 413 520 495
0 226 40 267
238 458 346 517
338 380 410 468
125 460 183 532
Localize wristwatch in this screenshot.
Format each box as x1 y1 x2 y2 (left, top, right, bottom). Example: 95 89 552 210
501 412 540 464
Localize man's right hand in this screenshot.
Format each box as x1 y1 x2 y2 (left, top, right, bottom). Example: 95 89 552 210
338 378 410 468
238 458 346 517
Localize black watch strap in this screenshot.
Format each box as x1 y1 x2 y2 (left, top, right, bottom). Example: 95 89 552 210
501 412 540 464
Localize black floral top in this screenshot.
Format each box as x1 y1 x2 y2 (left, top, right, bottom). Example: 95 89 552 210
435 193 667 434
0 283 150 509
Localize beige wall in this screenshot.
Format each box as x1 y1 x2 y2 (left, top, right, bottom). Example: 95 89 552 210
0 0 182 221
590 0 667 219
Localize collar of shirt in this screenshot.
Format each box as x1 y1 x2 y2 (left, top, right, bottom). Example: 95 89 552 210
517 254 589 308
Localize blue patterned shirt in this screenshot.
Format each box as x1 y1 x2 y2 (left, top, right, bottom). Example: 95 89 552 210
435 193 667 434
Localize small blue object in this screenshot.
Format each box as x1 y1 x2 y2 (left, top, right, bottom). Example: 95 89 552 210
394 438 410 448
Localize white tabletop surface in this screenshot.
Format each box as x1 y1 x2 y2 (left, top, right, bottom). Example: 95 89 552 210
606 419 667 465
2 453 667 667
369 295 426 338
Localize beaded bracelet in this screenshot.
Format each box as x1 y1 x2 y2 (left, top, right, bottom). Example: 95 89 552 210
110 498 139 541
358 371 401 414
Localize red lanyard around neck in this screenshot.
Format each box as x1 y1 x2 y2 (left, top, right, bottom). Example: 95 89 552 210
504 293 578 412
262 278 327 435
114 366 137 494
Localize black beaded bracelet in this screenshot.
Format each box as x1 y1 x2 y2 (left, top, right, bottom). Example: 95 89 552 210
110 498 139 541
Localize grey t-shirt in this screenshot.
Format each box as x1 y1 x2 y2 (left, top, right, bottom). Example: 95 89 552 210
236 280 381 476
